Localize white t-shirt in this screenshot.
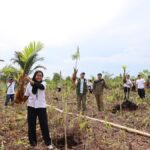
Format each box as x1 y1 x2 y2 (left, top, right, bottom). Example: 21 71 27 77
123 79 133 88
87 82 93 89
7 82 15 95
80 79 84 94
136 79 145 89
25 82 47 108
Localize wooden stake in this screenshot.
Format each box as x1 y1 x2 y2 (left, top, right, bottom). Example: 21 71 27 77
47 105 150 138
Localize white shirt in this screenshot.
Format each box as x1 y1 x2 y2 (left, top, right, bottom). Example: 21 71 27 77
80 79 84 94
25 82 47 108
136 79 145 89
123 79 133 88
87 82 93 89
7 82 15 95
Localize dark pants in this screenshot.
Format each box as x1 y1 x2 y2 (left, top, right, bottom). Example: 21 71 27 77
27 107 51 146
95 94 104 111
77 94 86 112
138 89 145 99
124 87 130 100
5 94 14 106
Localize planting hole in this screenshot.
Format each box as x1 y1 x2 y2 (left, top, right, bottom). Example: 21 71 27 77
53 134 82 149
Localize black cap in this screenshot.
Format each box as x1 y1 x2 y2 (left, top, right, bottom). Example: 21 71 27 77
98 73 102 76
81 72 85 75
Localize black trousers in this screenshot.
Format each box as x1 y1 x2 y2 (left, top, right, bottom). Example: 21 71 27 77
27 107 51 146
124 87 130 100
138 89 145 99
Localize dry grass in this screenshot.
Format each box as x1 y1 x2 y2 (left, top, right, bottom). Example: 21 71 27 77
0 89 150 150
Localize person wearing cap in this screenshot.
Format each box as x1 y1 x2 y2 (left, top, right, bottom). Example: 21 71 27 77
72 69 88 112
93 73 107 111
136 74 145 99
5 77 15 106
123 74 133 100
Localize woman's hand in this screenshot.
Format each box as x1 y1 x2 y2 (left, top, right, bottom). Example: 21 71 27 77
24 74 34 85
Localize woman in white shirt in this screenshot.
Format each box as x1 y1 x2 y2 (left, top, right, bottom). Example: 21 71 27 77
136 74 145 99
123 75 133 100
24 70 53 150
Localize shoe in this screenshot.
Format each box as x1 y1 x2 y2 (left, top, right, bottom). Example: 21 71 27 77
47 145 53 150
30 142 37 147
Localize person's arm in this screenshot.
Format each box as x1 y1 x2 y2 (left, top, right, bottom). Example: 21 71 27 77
143 79 146 89
129 80 133 87
135 80 138 91
33 82 45 90
25 75 45 90
93 81 96 93
104 80 108 89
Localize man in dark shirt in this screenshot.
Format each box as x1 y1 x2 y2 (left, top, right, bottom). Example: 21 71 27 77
93 73 107 111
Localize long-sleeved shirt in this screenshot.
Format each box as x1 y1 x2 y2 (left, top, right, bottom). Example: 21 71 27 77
93 79 107 95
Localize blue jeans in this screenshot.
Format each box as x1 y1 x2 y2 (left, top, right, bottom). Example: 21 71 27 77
5 94 14 106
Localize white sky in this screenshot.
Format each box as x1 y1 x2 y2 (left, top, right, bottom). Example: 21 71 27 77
0 0 150 78
0 0 127 47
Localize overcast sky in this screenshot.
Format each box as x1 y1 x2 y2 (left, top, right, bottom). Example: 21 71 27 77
0 0 150 78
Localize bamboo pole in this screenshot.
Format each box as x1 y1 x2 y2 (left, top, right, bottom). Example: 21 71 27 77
47 105 150 138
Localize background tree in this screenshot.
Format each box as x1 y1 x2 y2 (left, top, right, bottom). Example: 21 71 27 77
139 70 150 79
52 72 62 86
0 65 21 82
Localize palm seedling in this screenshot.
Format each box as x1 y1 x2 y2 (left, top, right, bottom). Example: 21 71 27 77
71 46 80 86
122 65 127 83
72 46 80 70
11 41 45 103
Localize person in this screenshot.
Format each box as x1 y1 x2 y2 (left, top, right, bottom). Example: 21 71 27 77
5 77 15 106
132 79 136 92
24 71 53 150
87 80 93 94
146 75 150 89
136 74 145 99
123 75 133 100
72 69 88 112
93 73 107 111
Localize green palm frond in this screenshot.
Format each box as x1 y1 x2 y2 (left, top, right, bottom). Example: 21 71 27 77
12 41 44 75
72 46 80 60
22 41 44 61
72 46 80 69
11 52 25 69
122 65 127 74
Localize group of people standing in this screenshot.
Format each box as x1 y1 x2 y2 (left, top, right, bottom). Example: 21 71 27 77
72 69 150 113
72 69 108 112
123 74 150 100
3 70 150 149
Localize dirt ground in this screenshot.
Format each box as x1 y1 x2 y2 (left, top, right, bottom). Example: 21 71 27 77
1 89 150 150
